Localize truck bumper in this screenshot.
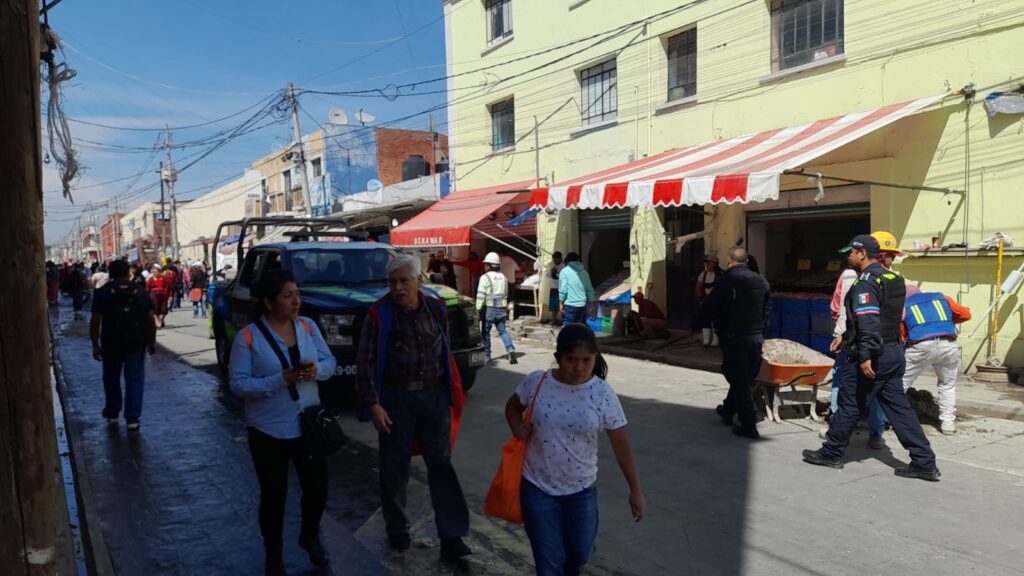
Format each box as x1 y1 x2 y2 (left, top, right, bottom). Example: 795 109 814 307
452 344 487 374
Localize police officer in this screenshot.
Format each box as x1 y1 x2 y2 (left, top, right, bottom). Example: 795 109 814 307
803 235 941 481
477 252 517 365
713 247 771 439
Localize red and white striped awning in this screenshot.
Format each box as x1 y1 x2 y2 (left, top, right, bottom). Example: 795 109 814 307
529 94 945 210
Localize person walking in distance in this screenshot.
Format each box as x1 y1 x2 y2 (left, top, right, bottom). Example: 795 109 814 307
505 324 644 576
803 235 941 481
713 247 771 439
90 260 156 430
902 284 971 435
146 264 169 328
558 252 595 327
355 255 472 561
229 270 337 576
68 261 87 320
477 252 518 364
696 255 722 347
189 263 209 319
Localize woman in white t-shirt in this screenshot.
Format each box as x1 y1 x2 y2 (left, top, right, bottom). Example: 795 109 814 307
504 324 644 576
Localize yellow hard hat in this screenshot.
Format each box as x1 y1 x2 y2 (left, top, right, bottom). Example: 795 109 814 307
871 231 903 256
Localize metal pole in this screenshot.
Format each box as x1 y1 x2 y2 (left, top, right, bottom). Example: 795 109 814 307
158 160 165 257
991 239 1004 357
287 82 313 216
470 226 536 260
164 127 179 261
534 115 540 182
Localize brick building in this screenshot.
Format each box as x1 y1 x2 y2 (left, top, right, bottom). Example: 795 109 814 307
375 127 449 186
100 213 124 260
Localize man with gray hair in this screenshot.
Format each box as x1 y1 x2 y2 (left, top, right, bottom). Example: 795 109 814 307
355 253 472 561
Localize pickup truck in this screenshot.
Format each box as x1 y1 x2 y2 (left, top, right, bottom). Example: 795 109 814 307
210 218 486 411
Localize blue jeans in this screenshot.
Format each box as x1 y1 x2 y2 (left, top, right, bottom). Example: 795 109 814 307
521 479 599 576
102 347 146 420
562 305 587 327
483 307 515 359
192 294 206 318
831 352 886 435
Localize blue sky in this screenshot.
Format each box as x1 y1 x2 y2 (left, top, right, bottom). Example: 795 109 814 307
43 0 450 244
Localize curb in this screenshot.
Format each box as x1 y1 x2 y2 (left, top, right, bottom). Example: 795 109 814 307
51 338 117 576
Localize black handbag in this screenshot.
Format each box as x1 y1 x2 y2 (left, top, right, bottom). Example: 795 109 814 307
254 321 346 458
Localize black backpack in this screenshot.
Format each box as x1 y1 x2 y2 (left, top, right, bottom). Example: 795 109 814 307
107 282 147 349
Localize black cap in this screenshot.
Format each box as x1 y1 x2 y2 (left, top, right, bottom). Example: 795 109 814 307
839 234 880 257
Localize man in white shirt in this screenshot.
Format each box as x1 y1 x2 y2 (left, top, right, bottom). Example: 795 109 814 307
477 252 517 364
91 264 111 290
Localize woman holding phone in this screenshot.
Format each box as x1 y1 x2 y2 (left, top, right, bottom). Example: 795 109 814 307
229 270 337 576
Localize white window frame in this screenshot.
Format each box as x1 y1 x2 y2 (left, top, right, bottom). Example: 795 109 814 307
311 157 322 178
579 59 617 126
485 0 513 46
489 98 515 152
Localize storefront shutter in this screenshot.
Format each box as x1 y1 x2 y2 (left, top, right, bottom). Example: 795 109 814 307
745 203 869 222
578 208 631 231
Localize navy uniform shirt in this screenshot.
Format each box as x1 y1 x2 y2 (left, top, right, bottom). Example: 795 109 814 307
846 262 887 363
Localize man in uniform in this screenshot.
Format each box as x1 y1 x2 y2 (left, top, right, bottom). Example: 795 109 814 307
713 247 771 439
476 252 517 364
803 235 941 481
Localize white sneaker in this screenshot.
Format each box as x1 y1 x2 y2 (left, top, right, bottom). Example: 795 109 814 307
940 422 955 435
818 427 829 439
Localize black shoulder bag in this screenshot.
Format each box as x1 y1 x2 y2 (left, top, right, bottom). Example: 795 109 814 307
254 321 346 458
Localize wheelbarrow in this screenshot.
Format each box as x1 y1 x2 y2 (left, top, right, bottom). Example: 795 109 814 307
755 360 833 423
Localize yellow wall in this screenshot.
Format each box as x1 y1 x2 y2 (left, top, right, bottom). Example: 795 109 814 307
445 0 1024 371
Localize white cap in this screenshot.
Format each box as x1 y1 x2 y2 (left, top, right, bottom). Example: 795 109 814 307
483 252 501 265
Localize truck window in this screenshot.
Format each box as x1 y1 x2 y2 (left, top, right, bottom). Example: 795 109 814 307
287 249 393 285
239 251 267 287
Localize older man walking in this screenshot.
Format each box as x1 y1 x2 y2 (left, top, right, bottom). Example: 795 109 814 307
356 254 472 561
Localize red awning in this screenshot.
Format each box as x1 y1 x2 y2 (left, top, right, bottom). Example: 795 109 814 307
390 179 538 247
529 95 944 210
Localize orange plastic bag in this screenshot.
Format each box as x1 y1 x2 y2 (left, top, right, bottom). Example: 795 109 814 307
484 373 546 524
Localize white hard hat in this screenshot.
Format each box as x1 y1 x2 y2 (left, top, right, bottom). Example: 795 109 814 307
483 252 501 265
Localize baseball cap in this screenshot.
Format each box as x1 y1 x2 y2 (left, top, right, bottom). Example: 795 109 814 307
839 234 881 257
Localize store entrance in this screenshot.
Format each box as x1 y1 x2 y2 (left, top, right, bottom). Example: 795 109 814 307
664 206 706 329
579 208 631 290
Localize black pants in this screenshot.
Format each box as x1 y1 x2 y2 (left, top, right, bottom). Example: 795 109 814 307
822 346 937 470
720 335 764 428
378 386 469 540
247 427 328 557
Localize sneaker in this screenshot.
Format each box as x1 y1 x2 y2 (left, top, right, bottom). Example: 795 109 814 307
126 419 140 431
802 449 844 469
440 538 472 561
731 424 760 440
715 405 734 427
298 536 330 567
940 422 956 435
868 433 885 450
894 464 941 482
509 353 518 365
388 533 411 551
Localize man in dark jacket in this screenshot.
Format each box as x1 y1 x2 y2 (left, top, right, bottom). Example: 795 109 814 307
713 247 771 439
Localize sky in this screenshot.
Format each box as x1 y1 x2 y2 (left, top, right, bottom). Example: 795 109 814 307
42 0 451 245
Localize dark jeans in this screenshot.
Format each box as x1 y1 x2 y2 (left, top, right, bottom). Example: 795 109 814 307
562 305 587 327
192 294 206 318
822 346 937 470
521 479 599 576
378 386 469 540
102 347 146 420
483 307 515 359
71 290 84 312
720 335 764 428
247 427 328 558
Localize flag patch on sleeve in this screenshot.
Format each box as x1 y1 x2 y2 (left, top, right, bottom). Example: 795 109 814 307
857 293 871 305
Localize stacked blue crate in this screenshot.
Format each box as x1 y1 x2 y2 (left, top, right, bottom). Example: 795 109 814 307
779 298 812 346
809 298 834 355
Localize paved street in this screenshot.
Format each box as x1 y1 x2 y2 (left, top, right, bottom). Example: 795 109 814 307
55 303 1024 576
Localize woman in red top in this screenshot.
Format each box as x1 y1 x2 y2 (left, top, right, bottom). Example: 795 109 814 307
146 265 169 328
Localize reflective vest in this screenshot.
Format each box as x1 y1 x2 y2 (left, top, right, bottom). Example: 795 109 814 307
844 270 905 346
904 292 956 343
476 271 508 309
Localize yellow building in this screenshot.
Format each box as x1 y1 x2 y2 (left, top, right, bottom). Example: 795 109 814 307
444 0 1024 373
250 128 327 216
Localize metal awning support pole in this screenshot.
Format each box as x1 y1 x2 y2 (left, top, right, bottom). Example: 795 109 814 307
470 226 537 261
496 222 541 251
783 170 965 195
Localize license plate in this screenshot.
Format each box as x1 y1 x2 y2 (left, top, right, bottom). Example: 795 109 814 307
469 351 486 367
334 365 357 377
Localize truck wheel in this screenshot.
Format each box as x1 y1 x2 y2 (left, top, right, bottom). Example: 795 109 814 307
461 368 477 393
213 317 230 372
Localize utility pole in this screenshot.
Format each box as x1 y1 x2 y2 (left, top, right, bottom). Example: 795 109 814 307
534 115 541 183
286 82 313 216
162 126 179 261
158 161 166 258
0 1 75 573
429 113 438 199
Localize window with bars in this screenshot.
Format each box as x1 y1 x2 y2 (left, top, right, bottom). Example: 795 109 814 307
490 99 515 151
283 169 292 193
580 60 617 126
771 0 844 71
486 0 512 45
667 28 697 102
311 157 322 178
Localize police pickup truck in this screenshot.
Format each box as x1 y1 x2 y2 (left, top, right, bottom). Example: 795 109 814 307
210 218 486 409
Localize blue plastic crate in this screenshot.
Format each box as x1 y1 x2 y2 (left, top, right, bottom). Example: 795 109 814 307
810 299 831 314
782 313 811 332
811 335 836 356
780 298 812 313
586 318 604 333
810 313 833 335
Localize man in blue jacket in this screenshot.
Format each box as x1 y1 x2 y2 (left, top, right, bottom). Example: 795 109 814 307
558 252 595 326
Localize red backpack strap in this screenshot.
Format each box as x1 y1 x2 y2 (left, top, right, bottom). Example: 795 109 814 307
297 318 313 335
241 326 254 349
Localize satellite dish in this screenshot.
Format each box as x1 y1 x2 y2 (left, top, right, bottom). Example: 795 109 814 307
328 107 348 125
366 179 383 192
355 109 376 125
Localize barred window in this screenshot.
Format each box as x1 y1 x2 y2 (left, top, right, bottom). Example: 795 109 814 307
667 28 697 101
580 60 617 126
490 99 515 151
486 0 512 45
771 0 844 71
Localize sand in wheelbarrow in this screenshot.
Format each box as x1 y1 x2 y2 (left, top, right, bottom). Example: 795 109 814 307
762 339 833 366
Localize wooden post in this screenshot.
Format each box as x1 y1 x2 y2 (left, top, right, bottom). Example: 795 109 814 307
0 1 74 574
